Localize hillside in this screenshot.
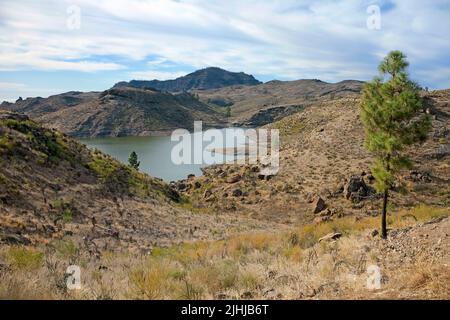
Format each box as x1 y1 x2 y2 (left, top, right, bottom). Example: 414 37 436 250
114 67 261 92
1 87 226 137
0 88 448 299
173 89 450 226
196 79 364 126
0 111 276 251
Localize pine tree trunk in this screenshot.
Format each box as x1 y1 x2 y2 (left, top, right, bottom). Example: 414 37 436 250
381 189 388 239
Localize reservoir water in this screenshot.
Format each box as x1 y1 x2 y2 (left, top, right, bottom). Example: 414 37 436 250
79 128 247 182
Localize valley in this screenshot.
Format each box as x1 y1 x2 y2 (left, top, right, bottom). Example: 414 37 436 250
0 68 449 300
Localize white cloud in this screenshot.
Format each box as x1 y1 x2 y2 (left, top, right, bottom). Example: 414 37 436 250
0 82 64 102
0 82 27 90
128 70 186 80
0 0 449 87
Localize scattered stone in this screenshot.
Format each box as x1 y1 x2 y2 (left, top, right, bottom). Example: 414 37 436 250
313 196 327 214
368 229 379 238
215 292 230 300
203 189 212 199
0 233 31 245
240 291 254 299
232 189 243 197
318 232 342 242
226 174 241 183
175 182 187 191
263 288 277 299
344 175 373 202
194 181 202 189
410 170 432 183
319 208 332 217
433 125 449 139
428 144 450 160
304 288 317 298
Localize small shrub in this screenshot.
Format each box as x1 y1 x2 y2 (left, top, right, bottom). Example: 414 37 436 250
6 246 43 270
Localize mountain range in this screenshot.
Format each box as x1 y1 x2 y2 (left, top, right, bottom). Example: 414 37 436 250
0 67 363 137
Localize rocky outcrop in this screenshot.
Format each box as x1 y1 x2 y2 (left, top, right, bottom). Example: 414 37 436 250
236 104 305 127
344 175 374 203
428 144 450 160
313 196 327 214
114 67 261 92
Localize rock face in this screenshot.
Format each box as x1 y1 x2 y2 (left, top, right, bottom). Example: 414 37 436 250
344 175 373 202
114 67 261 92
237 104 305 127
198 78 364 125
429 144 450 160
313 197 327 214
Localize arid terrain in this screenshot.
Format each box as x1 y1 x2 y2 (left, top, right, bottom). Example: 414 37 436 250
0 83 449 299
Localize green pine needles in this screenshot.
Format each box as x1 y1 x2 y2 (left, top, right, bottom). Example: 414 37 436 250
360 50 431 238
128 151 140 170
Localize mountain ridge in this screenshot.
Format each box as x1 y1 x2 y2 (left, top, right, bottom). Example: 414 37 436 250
113 67 262 92
1 87 226 137
0 67 365 137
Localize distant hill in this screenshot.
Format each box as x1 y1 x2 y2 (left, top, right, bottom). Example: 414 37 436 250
1 87 225 137
0 74 365 137
195 79 365 126
113 67 262 92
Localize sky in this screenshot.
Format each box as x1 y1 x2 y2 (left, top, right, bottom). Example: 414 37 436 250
1 0 450 102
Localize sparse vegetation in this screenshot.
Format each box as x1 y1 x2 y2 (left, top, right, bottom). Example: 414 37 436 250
0 205 448 299
5 246 44 270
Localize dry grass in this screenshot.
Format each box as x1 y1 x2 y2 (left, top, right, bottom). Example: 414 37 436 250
0 205 448 300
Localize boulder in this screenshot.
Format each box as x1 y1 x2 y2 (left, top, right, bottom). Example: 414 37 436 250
203 189 212 199
232 189 243 197
318 232 342 242
313 197 326 214
429 144 450 160
344 175 373 202
410 170 432 183
368 229 379 238
226 174 241 183
194 181 202 189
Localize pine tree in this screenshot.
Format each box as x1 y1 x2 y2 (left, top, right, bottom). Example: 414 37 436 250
360 50 431 239
226 106 231 118
128 151 140 170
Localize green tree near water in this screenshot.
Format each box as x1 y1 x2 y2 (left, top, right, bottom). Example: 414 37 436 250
128 151 140 170
360 51 431 239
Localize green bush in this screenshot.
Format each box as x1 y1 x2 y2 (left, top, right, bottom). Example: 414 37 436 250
6 246 43 270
